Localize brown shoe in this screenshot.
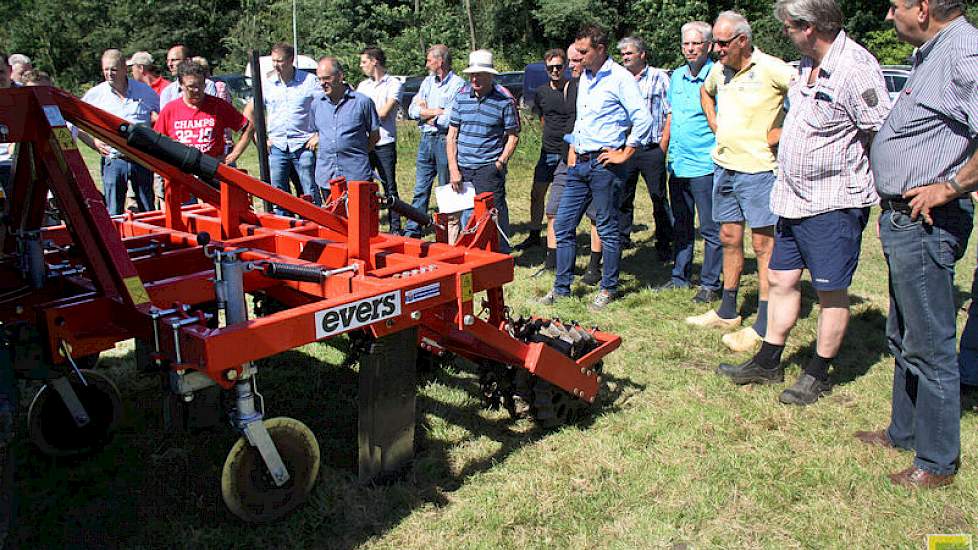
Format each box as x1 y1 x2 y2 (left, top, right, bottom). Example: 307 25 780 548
888 466 955 489
853 430 898 450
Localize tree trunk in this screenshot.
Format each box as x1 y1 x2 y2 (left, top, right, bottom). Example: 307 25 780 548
464 0 476 50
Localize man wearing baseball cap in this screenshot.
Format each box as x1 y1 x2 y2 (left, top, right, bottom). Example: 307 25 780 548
127 51 169 96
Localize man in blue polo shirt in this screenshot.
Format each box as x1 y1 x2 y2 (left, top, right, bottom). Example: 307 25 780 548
80 48 160 215
664 21 722 303
244 43 322 214
447 49 520 253
540 23 654 311
310 57 380 190
404 45 465 237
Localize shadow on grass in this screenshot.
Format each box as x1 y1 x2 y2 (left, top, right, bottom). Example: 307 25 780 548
781 306 888 386
10 341 642 549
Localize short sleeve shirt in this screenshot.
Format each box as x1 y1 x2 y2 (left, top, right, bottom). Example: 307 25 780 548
532 80 575 154
311 88 380 186
356 74 402 146
154 95 248 158
703 49 795 173
450 85 520 169
667 60 716 178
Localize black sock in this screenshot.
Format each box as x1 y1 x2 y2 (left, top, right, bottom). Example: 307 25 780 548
804 354 832 381
752 300 769 337
717 288 738 319
587 251 602 272
545 248 556 269
528 229 540 241
753 341 785 370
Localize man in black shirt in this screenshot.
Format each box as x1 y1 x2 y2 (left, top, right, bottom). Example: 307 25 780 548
516 48 571 255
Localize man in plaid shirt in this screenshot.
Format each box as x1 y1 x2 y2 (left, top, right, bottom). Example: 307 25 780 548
716 0 889 405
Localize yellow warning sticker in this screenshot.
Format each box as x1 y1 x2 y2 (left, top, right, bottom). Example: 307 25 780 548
123 276 151 305
460 272 473 302
53 127 77 151
927 534 972 550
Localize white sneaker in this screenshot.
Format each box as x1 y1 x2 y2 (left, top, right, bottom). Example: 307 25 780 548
685 309 742 330
722 326 763 352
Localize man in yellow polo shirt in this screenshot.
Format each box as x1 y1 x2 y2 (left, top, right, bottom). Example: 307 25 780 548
686 10 795 355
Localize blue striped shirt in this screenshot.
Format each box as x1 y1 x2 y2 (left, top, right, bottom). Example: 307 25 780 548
573 57 653 153
871 17 978 196
408 71 465 134
449 84 519 169
634 66 671 144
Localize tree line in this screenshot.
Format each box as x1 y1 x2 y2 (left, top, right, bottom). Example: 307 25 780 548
2 0 975 93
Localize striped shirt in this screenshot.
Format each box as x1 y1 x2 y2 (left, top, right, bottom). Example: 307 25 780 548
871 17 978 197
449 84 519 169
771 31 889 219
634 66 670 144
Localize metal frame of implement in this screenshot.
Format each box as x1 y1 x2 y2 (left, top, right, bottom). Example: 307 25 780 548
0 86 621 521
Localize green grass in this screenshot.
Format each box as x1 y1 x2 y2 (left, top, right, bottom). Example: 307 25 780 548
11 119 978 548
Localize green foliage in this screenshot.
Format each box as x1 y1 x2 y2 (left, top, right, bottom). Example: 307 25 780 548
863 28 914 65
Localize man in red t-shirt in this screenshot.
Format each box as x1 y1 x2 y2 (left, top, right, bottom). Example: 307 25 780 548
154 61 253 164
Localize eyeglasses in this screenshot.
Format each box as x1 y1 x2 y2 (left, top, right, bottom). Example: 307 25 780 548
546 64 564 72
713 34 742 48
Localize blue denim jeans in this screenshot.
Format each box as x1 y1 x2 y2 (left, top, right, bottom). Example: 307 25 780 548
370 142 401 234
269 145 319 215
958 257 978 386
458 164 510 253
620 145 672 250
880 199 972 475
405 133 449 237
101 156 153 215
553 159 625 294
670 173 721 290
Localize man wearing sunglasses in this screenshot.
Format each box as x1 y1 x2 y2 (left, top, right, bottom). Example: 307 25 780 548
516 49 570 261
687 11 794 353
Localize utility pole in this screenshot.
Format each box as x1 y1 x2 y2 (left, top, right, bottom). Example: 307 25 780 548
464 0 476 50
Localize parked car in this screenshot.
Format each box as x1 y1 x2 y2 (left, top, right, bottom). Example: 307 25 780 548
881 65 911 103
212 74 252 107
495 71 524 107
398 75 425 119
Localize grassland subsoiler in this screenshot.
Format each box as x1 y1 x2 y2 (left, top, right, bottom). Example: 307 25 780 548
0 86 621 522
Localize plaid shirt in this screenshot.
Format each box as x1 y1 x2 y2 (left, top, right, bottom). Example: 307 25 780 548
771 31 890 219
634 66 670 144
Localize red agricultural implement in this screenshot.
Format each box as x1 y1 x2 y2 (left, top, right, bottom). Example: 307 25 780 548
0 86 621 522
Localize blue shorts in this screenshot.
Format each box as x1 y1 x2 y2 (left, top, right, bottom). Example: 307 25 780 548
769 207 870 291
533 151 561 184
712 166 778 228
546 161 596 220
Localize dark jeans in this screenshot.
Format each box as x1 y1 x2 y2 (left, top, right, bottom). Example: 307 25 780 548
880 199 972 475
405 133 449 237
458 163 510 253
958 255 978 386
269 145 320 215
554 158 625 294
101 156 153 215
370 142 402 234
620 145 673 251
670 173 721 290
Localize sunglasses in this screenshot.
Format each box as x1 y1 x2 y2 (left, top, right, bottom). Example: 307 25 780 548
546 64 564 72
714 34 742 48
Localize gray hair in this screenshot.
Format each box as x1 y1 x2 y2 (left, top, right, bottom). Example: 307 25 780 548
902 0 964 20
681 21 713 43
715 10 753 45
427 44 451 67
8 53 30 66
774 0 843 34
617 36 647 55
318 56 344 76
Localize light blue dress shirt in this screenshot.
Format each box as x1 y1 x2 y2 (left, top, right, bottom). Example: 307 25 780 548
408 71 464 134
262 69 321 152
82 79 160 157
311 88 380 186
573 57 653 153
667 60 716 178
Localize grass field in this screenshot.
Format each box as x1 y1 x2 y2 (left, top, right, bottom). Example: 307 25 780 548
9 117 978 549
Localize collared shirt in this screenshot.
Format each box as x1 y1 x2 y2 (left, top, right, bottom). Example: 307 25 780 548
667 59 716 178
159 78 219 107
772 31 890 219
574 57 653 153
357 73 402 146
82 79 160 157
703 49 795 173
408 71 465 134
261 69 321 152
634 65 671 144
147 75 170 96
871 17 978 197
450 84 519 169
311 87 380 186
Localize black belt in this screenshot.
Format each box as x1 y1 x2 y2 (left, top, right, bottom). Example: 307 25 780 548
576 149 607 162
879 198 912 214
